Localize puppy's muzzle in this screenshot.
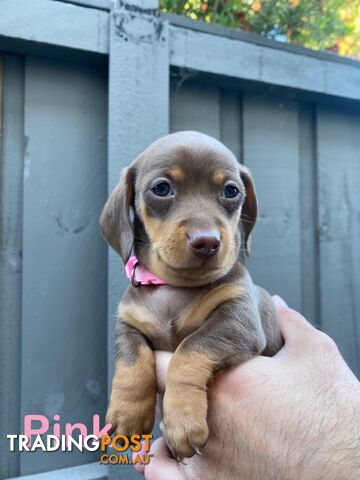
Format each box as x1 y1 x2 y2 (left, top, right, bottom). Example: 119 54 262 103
188 231 221 259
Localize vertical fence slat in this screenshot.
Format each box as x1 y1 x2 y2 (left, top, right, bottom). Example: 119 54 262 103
299 103 320 326
107 1 169 478
170 81 220 137
317 106 360 376
21 56 108 475
0 53 24 480
243 94 302 310
219 89 242 161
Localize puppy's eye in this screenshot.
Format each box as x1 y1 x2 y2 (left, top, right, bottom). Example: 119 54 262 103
224 185 239 199
151 182 171 197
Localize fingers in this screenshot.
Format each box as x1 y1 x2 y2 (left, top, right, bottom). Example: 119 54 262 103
133 441 148 474
143 437 183 480
155 351 172 394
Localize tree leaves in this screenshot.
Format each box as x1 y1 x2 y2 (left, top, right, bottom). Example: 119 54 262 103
160 0 360 58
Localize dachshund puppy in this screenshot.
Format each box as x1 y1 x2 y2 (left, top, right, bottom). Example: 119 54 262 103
100 131 283 461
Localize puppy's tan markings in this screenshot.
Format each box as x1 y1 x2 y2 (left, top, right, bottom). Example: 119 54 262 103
178 284 245 336
167 165 185 182
139 200 164 243
106 345 156 436
100 132 283 462
140 200 187 258
212 169 226 185
163 351 216 459
119 302 164 340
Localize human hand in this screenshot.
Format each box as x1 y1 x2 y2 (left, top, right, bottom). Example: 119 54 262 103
135 296 360 480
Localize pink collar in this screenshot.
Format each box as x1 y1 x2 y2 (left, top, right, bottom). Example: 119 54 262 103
125 256 167 286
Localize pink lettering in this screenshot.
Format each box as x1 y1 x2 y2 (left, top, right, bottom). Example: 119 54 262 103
24 415 49 444
93 414 112 438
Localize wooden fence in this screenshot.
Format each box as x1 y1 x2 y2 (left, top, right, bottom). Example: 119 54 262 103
0 0 359 478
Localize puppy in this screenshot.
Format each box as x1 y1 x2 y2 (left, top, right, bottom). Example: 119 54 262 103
100 131 283 461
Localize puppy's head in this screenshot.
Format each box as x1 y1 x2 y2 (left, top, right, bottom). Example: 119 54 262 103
100 131 257 287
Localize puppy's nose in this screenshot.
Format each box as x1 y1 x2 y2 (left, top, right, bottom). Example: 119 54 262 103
189 231 220 258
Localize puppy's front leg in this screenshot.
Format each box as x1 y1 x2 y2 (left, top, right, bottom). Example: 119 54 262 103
163 299 266 460
106 321 156 437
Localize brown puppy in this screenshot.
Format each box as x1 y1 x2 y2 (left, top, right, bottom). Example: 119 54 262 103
100 131 283 461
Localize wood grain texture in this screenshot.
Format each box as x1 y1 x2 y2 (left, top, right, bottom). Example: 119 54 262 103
317 106 360 377
0 53 24 480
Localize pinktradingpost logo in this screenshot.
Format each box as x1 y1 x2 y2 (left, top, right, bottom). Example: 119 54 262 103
7 414 154 466
7 414 112 452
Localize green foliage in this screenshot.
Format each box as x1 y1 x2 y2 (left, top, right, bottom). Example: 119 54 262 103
160 0 360 57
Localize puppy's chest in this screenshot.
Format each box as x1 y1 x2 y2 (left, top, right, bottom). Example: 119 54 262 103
120 286 207 351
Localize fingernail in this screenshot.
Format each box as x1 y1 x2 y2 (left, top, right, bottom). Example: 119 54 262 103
272 295 288 308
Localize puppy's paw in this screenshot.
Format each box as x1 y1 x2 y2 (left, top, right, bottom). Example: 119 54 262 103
106 392 155 437
162 387 209 461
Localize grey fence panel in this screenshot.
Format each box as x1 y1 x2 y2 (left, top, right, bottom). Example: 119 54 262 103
0 53 24 480
21 56 108 475
170 83 302 311
170 82 243 160
243 94 302 311
218 89 242 162
317 106 360 375
0 0 109 55
299 104 319 327
170 79 360 376
171 82 221 138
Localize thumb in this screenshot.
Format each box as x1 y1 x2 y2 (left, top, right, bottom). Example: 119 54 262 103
155 351 172 394
272 295 318 356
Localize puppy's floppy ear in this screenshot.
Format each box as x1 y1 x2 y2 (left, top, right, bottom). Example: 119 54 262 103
239 165 258 257
99 167 135 263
